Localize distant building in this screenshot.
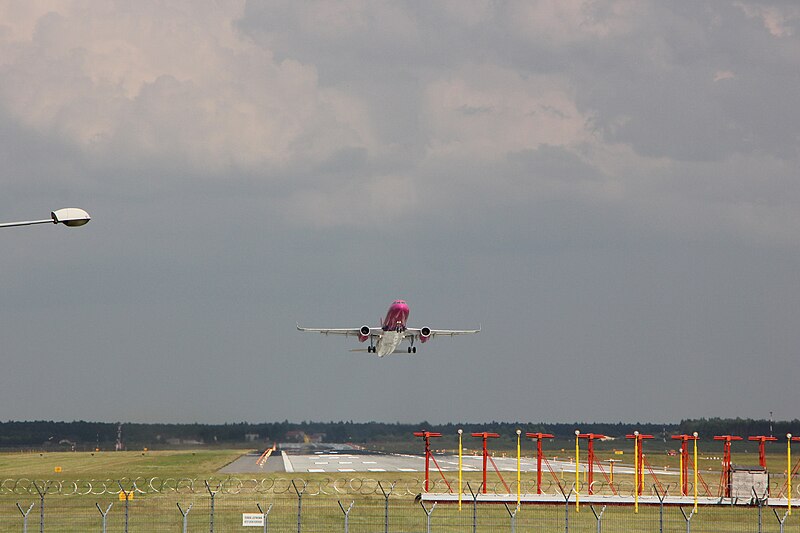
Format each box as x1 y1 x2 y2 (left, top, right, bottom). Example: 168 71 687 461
165 438 204 446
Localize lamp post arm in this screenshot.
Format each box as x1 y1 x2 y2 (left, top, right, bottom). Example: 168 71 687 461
0 219 54 228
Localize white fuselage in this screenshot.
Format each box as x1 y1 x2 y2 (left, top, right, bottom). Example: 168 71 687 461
376 330 404 357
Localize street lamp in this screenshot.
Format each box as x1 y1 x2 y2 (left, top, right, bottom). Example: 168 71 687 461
0 208 91 228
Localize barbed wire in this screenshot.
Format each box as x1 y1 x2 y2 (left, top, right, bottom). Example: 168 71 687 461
1 477 794 499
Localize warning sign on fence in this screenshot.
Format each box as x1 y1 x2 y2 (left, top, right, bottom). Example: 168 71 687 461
242 513 265 526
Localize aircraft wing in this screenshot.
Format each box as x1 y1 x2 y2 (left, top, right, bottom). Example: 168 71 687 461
296 324 381 337
406 326 481 338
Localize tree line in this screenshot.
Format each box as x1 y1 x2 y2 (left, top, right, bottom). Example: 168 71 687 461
0 419 792 450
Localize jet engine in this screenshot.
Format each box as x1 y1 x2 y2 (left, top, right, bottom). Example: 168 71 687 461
419 326 432 343
358 325 371 342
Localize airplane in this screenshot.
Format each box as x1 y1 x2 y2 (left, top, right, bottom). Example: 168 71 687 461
296 299 480 357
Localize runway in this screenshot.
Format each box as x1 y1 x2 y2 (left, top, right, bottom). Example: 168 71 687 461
219 442 652 477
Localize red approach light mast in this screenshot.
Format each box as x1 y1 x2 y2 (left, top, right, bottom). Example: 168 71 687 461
577 433 606 495
414 431 442 492
671 434 699 496
748 435 778 469
471 432 501 494
526 432 555 495
714 435 743 498
625 433 654 495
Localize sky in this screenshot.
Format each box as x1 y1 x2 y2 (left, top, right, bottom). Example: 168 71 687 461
0 1 799 425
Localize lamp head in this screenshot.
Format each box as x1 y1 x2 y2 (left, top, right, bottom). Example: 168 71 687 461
51 208 91 227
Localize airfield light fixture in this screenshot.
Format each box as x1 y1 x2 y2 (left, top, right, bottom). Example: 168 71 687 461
471 432 502 494
0 208 91 228
414 431 445 493
693 432 699 511
577 433 607 495
626 431 654 506
526 432 555 495
789 434 794 515
574 430 581 511
457 429 463 511
515 429 522 506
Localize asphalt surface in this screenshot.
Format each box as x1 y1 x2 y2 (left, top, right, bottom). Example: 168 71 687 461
218 443 648 476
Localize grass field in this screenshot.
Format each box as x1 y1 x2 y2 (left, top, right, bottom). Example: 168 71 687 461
0 449 242 479
0 448 796 531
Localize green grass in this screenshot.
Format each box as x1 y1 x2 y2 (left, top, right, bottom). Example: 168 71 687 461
0 449 245 479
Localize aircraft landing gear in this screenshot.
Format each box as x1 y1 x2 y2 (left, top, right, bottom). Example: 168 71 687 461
407 346 416 353
368 345 375 353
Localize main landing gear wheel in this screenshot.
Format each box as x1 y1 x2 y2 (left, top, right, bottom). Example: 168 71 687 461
408 347 416 353
368 346 375 353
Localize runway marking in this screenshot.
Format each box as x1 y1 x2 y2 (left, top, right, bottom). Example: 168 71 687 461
339 461 353 464
315 462 329 465
308 469 325 473
363 461 377 464
368 468 386 472
398 468 417 472
338 468 356 472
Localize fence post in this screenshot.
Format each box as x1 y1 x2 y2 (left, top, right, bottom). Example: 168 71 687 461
177 503 193 533
679 506 696 533
654 484 667 533
378 480 395 533
16 502 34 533
205 480 222 533
118 481 131 533
753 486 768 533
292 479 308 533
419 501 436 533
96 503 113 533
32 480 50 533
503 502 520 533
772 507 790 533
562 486 575 533
256 503 273 533
466 482 482 533
338 500 354 533
589 505 606 533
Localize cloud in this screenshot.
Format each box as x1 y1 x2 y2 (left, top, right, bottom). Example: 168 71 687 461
0 1 375 176
506 0 642 44
736 2 800 37
713 70 736 82
423 65 592 159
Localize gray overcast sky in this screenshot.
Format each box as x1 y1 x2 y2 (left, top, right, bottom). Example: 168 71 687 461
1 1 799 424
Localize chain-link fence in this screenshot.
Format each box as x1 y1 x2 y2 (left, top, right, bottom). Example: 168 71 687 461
2 477 799 532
